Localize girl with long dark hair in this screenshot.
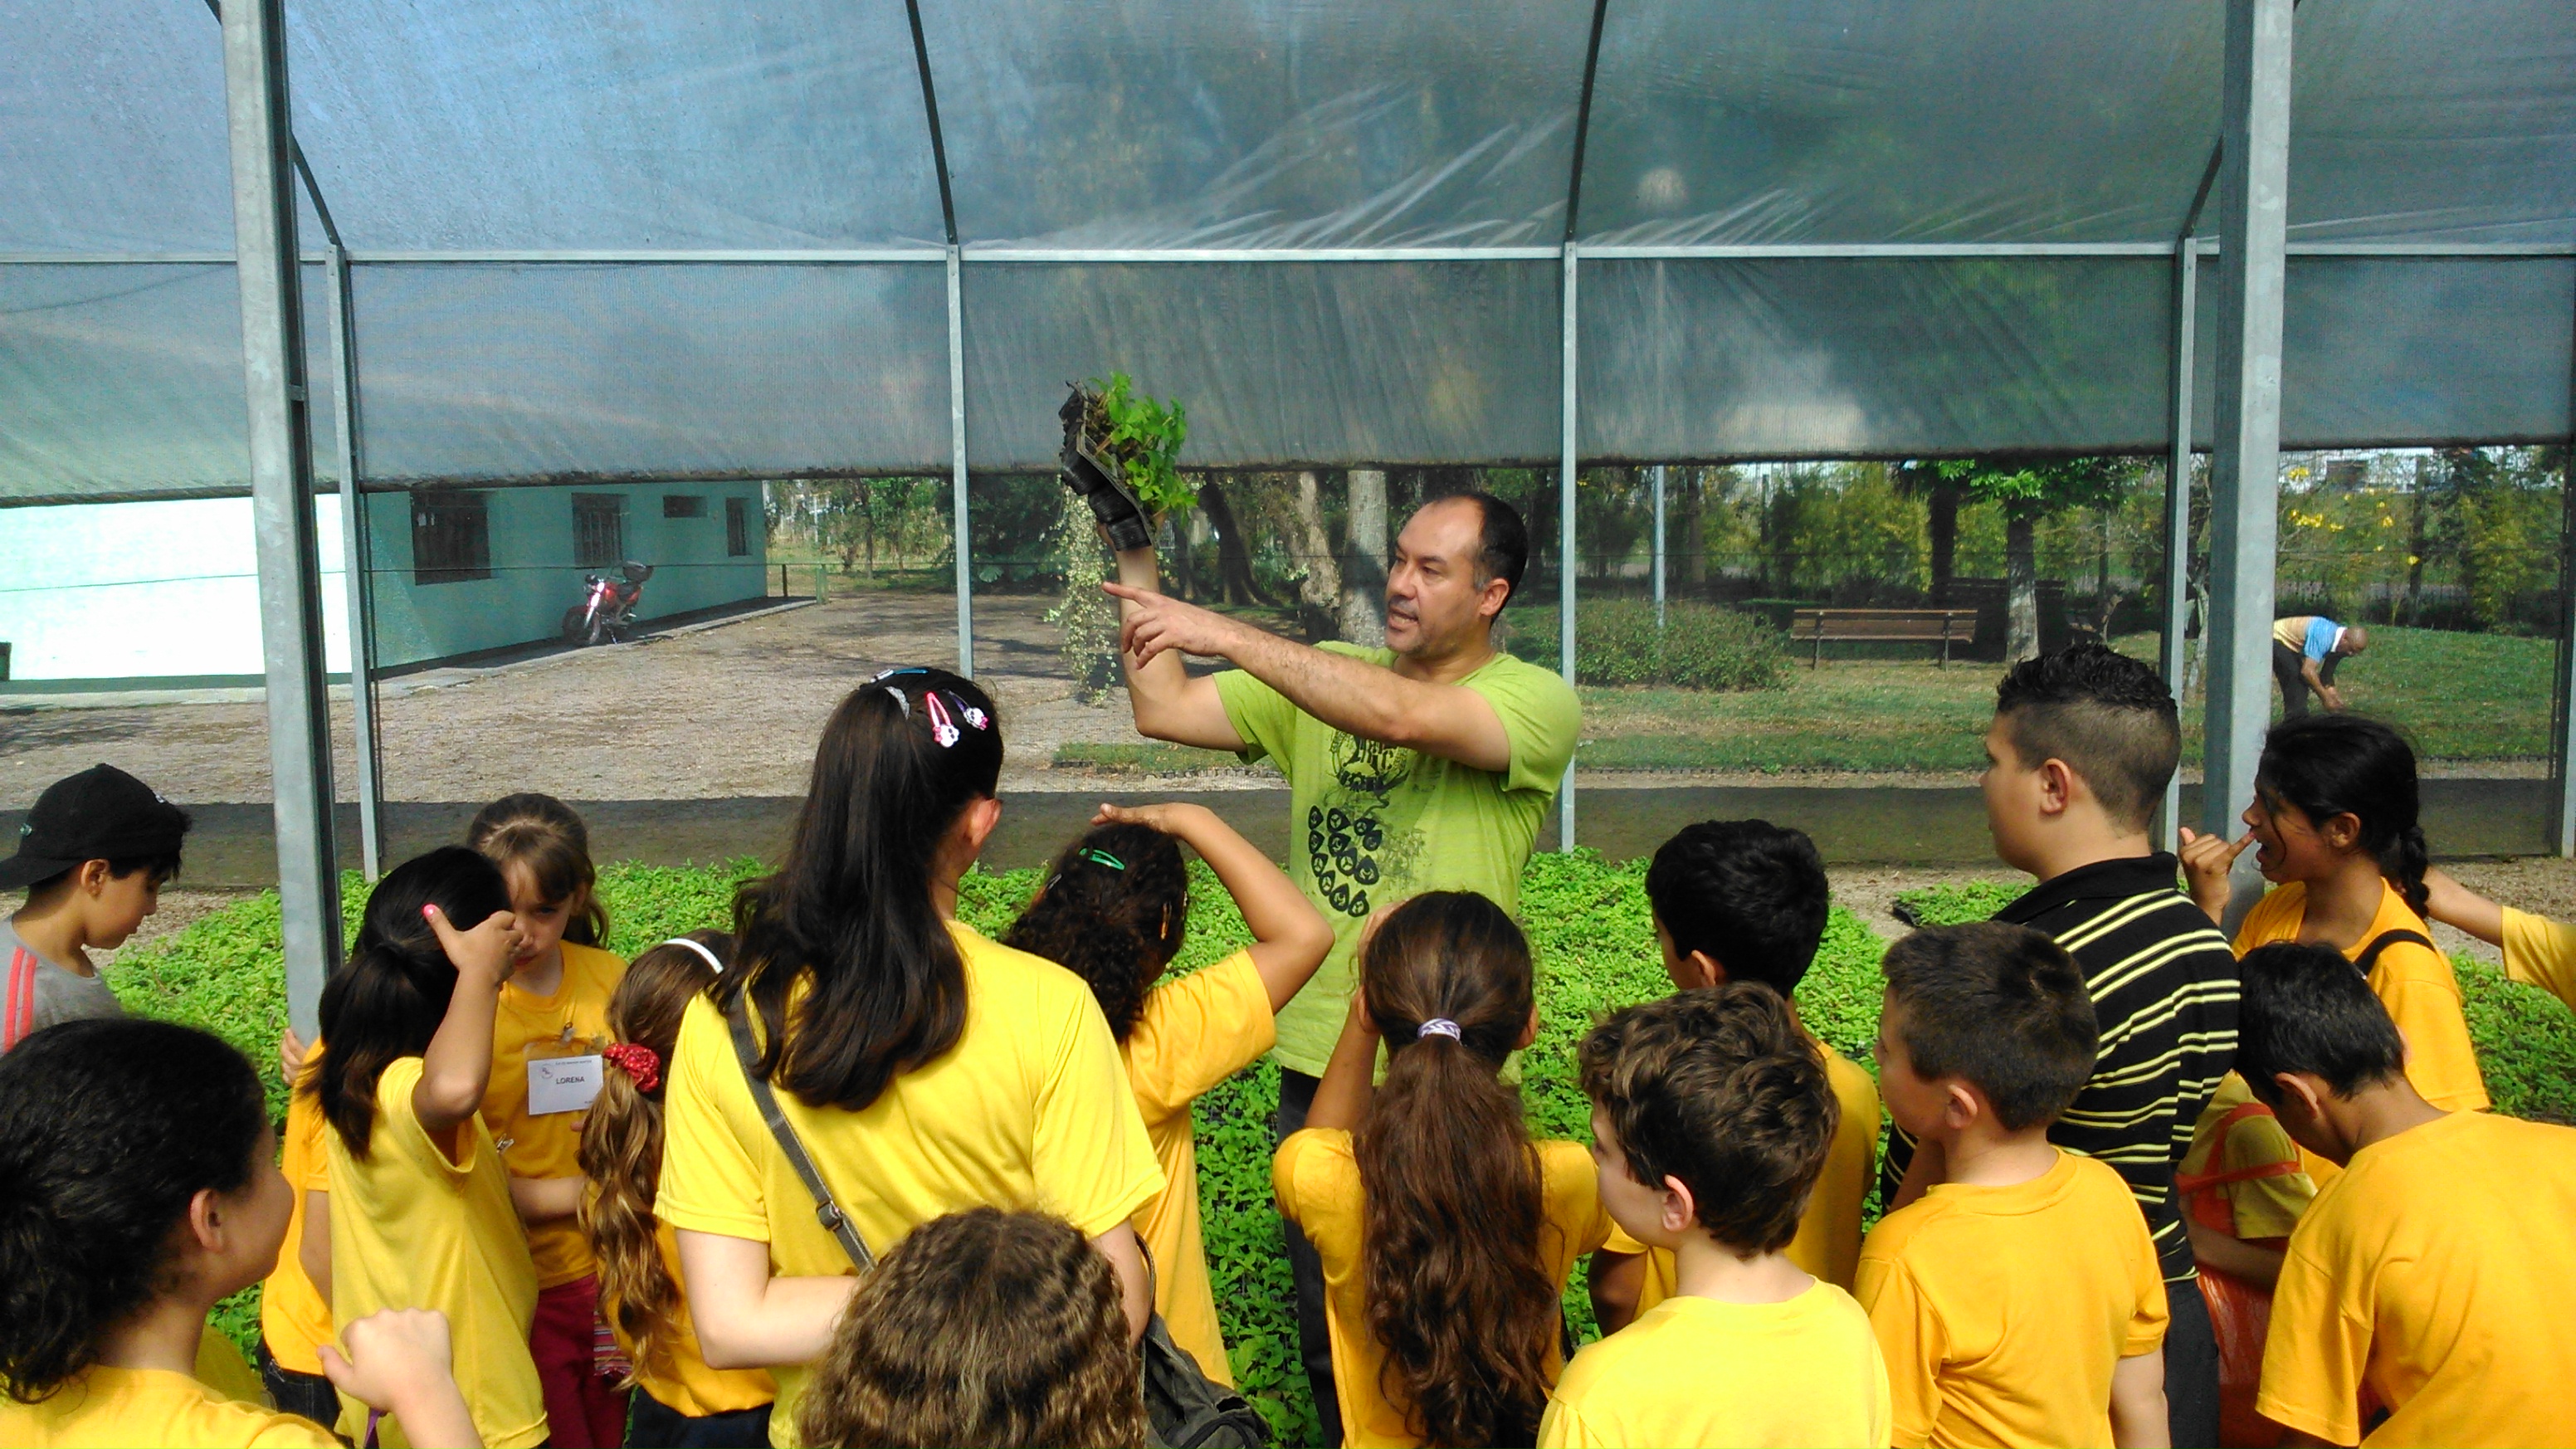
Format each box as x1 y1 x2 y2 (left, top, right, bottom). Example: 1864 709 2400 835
2183 713 2487 1117
1276 890 1611 1447
578 931 776 1447
1003 800 1332 1385
0 1018 477 1447
307 846 549 1447
656 669 1163 1440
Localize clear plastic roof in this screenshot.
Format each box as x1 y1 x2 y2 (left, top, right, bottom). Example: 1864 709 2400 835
5 0 2572 502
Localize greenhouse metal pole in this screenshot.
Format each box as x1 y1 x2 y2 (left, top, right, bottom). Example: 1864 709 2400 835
2203 0 2295 925
2555 296 2576 856
324 246 383 879
949 246 973 679
1652 464 1667 628
222 0 343 1037
1558 246 1579 852
2158 246 2198 855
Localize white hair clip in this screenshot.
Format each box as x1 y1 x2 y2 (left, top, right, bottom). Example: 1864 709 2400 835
925 690 962 749
1416 1017 1462 1042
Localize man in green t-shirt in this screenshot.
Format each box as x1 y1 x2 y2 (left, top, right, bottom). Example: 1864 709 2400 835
1105 490 1578 1437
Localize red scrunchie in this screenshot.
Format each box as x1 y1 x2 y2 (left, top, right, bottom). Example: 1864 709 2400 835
601 1042 661 1093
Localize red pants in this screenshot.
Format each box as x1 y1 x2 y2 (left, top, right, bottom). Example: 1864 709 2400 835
530 1276 629 1449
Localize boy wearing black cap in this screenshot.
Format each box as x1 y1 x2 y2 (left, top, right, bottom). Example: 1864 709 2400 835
2 764 192 1052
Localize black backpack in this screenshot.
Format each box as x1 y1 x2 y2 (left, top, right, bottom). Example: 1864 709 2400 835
724 998 1269 1449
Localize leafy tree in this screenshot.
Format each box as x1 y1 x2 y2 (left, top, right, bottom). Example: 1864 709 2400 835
1934 456 2135 661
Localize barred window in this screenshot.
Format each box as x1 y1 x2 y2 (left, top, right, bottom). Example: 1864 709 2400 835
411 490 490 585
573 494 627 568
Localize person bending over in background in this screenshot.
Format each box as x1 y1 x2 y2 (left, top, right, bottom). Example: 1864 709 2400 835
1106 490 1578 1444
2271 615 2366 717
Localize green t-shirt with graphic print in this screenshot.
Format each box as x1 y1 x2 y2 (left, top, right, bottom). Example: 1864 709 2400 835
1212 643 1580 1076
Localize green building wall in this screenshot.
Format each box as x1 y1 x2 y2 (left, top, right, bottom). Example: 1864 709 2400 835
363 482 768 670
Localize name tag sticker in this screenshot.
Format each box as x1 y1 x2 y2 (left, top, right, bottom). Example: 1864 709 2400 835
527 1053 604 1115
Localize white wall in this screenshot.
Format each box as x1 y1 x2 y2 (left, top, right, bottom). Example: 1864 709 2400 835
0 497 350 681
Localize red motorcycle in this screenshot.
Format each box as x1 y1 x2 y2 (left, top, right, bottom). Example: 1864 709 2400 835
561 561 653 646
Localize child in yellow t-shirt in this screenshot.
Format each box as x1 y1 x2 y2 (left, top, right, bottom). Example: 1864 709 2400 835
2174 1073 2317 1448
798 1208 1149 1449
656 669 1164 1447
1544 984 1891 1448
1275 891 1612 1449
2420 866 2576 1014
1001 801 1331 1387
464 793 630 1449
310 846 549 1448
2182 715 2486 1116
1856 923 2169 1449
1588 821 1881 1331
255 1051 340 1428
0 1016 476 1448
2235 940 2576 1446
577 932 776 1448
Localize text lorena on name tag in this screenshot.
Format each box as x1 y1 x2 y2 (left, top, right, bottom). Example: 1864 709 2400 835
527 1053 604 1115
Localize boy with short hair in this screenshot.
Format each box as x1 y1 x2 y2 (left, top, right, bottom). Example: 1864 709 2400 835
1589 820 1884 1330
1860 922 2169 1449
1544 984 1891 1449
2 764 191 1051
2237 940 2576 1446
1887 643 2237 1442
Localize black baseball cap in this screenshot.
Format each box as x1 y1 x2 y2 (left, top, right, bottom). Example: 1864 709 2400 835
0 764 192 890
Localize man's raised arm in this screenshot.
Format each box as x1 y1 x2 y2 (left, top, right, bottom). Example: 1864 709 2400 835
1105 576 1514 776
1112 545 1247 752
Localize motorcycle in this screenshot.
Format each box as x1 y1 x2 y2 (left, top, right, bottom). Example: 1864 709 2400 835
561 560 654 646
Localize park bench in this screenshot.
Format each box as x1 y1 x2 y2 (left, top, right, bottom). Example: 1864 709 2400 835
1791 607 1980 668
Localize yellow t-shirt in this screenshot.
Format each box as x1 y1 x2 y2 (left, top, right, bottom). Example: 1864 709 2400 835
1273 1128 1612 1449
2176 1072 2315 1242
193 1327 268 1408
1123 950 1276 1388
1538 1284 1893 1449
259 1063 334 1376
1598 1035 1881 1301
325 1056 546 1449
0 1366 338 1448
2235 881 2488 1115
2258 1110 2576 1447
482 940 625 1288
2500 905 2576 1011
615 1221 777 1417
1856 1149 2169 1449
656 920 1164 1447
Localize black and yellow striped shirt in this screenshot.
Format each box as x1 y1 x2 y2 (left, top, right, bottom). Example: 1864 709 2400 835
1885 853 2241 1281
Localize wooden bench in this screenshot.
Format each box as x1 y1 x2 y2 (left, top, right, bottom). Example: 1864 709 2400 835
1790 608 1979 667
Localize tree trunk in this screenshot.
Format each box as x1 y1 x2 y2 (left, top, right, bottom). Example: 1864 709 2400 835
1677 467 1708 590
2006 510 2040 664
1928 481 1961 607
1290 471 1345 638
1196 477 1276 606
1340 467 1389 647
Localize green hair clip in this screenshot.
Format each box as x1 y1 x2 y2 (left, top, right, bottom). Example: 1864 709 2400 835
1079 848 1127 871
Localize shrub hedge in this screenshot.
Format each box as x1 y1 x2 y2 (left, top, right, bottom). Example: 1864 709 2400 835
1506 600 1788 692
108 857 2574 1440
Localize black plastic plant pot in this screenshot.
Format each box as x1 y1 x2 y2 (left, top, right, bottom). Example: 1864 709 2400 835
1059 383 1154 551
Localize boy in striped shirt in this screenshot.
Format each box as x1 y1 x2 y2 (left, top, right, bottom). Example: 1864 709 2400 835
1883 644 2239 1446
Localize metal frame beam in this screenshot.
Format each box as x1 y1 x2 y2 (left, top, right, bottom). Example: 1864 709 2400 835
1551 0 1609 855
2159 246 2199 854
948 246 973 678
324 246 384 878
2203 0 2296 923
221 0 341 1036
2555 285 2576 856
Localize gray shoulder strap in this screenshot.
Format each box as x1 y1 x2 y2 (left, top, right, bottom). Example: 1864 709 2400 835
724 993 874 1272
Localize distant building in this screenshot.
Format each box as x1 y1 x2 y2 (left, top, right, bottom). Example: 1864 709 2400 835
0 481 768 688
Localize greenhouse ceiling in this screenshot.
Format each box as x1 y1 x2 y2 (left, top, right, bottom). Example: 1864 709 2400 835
3 0 2573 504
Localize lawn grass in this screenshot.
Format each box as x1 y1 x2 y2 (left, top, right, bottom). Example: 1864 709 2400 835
113 856 2574 1440
1573 627 2548 773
